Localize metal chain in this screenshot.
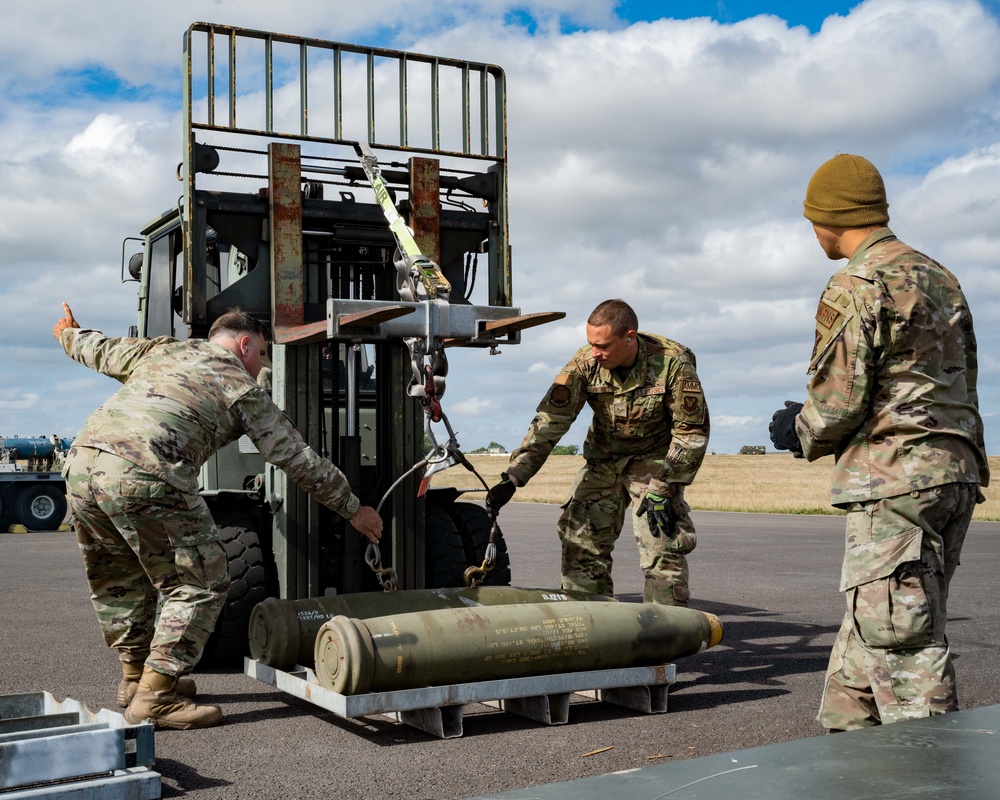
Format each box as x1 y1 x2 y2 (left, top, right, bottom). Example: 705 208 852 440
463 523 499 587
364 542 398 592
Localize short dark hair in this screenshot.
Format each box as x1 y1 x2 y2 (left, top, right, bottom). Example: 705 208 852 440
208 308 268 341
587 299 638 337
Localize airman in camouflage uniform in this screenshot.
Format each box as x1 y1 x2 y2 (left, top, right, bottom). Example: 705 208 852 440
769 155 988 731
54 304 382 728
488 300 709 605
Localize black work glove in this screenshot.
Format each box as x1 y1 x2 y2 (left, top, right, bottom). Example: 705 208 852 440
769 400 804 455
486 472 517 514
636 492 677 538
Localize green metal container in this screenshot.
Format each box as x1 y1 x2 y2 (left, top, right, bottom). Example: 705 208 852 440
249 586 616 670
314 601 724 695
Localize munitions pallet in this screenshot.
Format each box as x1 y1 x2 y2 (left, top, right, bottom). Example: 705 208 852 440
245 657 676 739
0 692 159 799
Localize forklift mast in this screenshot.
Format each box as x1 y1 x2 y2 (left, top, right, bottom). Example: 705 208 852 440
129 22 562 623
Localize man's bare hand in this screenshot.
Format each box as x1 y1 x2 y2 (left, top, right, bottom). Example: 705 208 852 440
53 303 80 341
349 505 383 543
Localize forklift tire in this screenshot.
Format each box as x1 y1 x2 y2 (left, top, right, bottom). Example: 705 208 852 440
201 513 271 665
447 501 512 586
13 484 67 531
424 504 468 588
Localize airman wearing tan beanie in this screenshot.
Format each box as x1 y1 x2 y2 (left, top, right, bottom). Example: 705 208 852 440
775 150 987 737
803 154 889 227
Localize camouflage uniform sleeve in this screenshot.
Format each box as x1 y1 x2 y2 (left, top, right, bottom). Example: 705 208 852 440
796 276 877 460
61 328 163 383
648 351 709 495
505 356 588 486
234 389 361 518
964 316 989 484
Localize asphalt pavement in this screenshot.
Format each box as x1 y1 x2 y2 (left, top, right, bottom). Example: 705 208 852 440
2 505 998 799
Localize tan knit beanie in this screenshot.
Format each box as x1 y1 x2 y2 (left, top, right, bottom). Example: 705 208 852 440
803 154 889 227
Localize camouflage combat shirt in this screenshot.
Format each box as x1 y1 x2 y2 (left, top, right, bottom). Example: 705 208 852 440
61 329 360 518
506 333 709 493
796 227 989 505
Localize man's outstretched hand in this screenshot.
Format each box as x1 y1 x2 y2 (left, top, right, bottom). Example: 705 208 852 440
486 473 519 514
53 303 80 341
349 505 384 544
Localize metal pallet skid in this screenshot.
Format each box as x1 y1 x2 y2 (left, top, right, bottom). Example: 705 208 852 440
245 657 676 738
0 692 159 799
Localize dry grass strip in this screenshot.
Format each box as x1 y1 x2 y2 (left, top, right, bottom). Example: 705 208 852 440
434 454 1000 521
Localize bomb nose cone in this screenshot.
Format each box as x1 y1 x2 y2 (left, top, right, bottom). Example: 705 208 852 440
702 611 724 649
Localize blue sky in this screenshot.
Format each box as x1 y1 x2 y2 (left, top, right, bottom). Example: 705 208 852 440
6 2 902 104
619 0 1000 28
504 1 867 33
2 0 999 459
618 0 861 30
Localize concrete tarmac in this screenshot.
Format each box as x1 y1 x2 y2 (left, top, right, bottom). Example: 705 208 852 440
1 505 998 799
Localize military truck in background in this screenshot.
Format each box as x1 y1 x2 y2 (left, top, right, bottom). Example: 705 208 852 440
123 23 562 660
0 435 71 531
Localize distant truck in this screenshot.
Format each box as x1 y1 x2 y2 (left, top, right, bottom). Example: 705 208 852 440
0 436 71 531
738 445 766 455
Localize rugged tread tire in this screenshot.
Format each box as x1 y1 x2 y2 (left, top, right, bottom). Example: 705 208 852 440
424 504 468 588
14 484 67 531
202 513 270 665
447 501 512 586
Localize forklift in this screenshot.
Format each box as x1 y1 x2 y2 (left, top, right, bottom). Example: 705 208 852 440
124 23 562 660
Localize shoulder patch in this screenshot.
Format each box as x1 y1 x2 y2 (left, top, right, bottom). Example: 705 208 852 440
809 294 854 372
548 384 572 408
681 395 701 416
816 299 843 331
554 372 573 386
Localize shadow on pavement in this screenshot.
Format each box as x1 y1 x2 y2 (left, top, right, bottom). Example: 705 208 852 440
613 593 837 711
157 758 233 797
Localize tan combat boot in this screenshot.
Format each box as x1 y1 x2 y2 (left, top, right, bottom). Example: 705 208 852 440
124 667 222 730
117 661 198 708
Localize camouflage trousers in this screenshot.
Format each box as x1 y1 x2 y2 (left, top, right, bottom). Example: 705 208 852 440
557 455 696 605
818 482 978 730
64 447 230 677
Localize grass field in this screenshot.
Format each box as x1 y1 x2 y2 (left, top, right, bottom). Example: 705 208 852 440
433 454 1000 520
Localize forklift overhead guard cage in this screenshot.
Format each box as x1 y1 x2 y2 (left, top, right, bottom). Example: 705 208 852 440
179 22 513 334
